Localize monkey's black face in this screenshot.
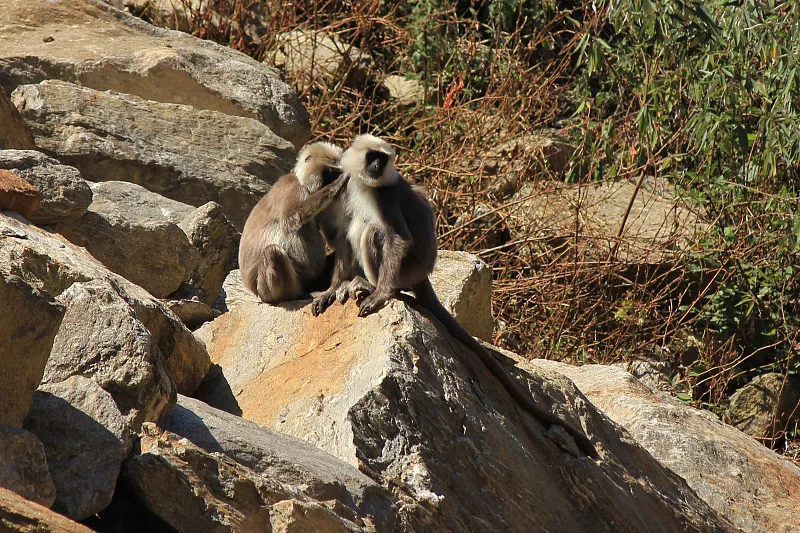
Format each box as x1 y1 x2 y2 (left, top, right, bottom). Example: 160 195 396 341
322 166 342 186
365 150 389 179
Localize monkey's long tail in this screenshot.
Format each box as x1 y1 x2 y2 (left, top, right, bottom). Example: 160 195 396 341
413 279 599 459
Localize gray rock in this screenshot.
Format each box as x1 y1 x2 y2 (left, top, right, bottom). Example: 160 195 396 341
539 361 800 533
213 269 259 313
429 250 494 342
178 201 241 304
382 75 423 107
0 269 64 427
24 377 129 521
165 298 221 330
0 88 36 150
0 212 210 395
124 423 388 533
727 372 800 441
43 279 176 431
0 486 94 533
12 79 295 230
56 181 200 298
162 395 395 528
194 299 735 532
0 0 309 148
0 426 56 507
273 30 373 89
0 150 91 225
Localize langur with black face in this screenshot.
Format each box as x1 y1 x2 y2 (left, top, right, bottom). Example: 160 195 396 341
239 142 348 304
313 134 598 459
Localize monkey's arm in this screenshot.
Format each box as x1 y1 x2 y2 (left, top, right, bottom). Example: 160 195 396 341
357 207 412 317
286 174 349 233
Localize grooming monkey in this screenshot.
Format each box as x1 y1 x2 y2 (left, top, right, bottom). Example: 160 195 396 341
239 142 348 304
313 134 598 459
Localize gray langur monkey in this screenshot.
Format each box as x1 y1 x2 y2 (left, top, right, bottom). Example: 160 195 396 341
239 142 348 304
312 134 598 459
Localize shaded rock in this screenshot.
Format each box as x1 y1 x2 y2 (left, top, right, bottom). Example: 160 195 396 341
178 201 240 304
0 268 64 427
56 181 200 298
273 30 373 88
0 150 92 225
538 361 800 533
13 80 295 229
24 377 129 521
0 88 36 150
428 250 493 342
212 269 259 313
0 0 309 148
509 179 705 263
727 372 800 441
194 299 734 532
166 298 221 330
124 423 385 533
161 395 395 528
0 168 40 219
43 279 176 431
0 212 210 395
0 426 56 507
0 486 93 533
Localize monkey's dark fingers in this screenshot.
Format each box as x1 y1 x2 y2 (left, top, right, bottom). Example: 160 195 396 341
357 294 387 317
311 291 335 316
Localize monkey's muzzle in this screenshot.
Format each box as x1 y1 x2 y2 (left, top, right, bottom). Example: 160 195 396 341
365 151 389 179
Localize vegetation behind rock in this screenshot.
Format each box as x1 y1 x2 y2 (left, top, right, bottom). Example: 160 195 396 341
131 0 800 458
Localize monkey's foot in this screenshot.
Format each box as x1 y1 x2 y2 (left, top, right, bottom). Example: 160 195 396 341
311 289 337 316
345 276 374 303
357 291 389 317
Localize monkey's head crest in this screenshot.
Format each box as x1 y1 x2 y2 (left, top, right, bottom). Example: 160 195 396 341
295 141 343 192
341 134 399 188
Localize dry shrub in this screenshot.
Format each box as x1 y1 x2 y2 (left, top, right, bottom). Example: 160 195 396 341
131 0 799 459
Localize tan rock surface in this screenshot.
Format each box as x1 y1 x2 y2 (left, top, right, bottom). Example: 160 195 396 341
535 361 800 533
0 0 309 147
0 168 40 219
194 298 735 532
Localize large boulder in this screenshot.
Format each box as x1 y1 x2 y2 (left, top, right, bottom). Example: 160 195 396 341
0 426 56 507
124 423 391 533
56 181 200 298
0 89 36 150
0 487 93 533
273 30 373 88
161 395 395 526
537 361 800 533
0 0 309 148
194 299 734 531
0 212 210 395
24 377 130 521
0 268 64 428
0 150 91 225
43 279 176 430
12 80 294 229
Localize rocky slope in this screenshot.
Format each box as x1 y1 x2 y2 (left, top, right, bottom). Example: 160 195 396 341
0 1 797 532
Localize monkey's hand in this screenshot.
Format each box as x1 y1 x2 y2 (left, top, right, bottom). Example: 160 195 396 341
328 172 350 198
311 289 337 316
357 291 390 317
341 276 374 304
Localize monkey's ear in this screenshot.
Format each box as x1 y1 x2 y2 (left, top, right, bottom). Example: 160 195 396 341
305 154 313 163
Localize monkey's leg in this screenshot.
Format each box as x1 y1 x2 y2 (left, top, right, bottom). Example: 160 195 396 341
358 224 408 317
312 234 355 316
257 245 302 304
286 174 349 232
